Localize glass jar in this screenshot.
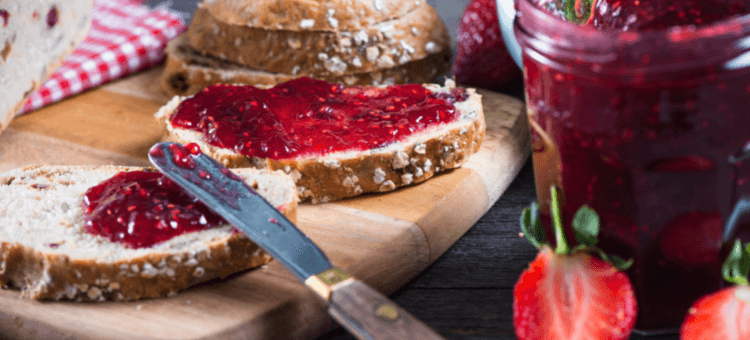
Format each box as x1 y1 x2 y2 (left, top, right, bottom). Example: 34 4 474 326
514 0 750 333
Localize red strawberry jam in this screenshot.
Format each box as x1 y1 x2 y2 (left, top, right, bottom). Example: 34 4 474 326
82 170 226 248
169 77 468 160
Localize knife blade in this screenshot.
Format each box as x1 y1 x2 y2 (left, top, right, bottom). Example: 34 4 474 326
148 141 445 340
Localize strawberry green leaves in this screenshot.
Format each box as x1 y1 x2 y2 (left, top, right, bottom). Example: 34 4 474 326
520 202 546 249
520 186 633 270
563 0 599 25
722 239 750 286
572 206 599 246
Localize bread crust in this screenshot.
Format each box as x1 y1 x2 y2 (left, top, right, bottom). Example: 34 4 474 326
161 35 450 97
197 0 421 32
186 0 449 77
155 82 486 204
0 0 93 133
0 165 298 301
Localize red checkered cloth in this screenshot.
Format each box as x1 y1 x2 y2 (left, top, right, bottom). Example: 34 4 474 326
19 0 187 114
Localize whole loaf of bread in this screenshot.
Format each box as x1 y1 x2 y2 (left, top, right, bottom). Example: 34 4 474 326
161 0 451 96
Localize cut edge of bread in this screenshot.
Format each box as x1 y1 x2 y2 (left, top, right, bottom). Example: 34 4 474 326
155 80 485 204
0 165 298 301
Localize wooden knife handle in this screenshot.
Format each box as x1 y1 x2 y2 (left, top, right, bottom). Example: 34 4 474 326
327 279 445 340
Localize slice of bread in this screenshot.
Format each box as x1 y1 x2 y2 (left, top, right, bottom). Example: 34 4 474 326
0 0 93 133
155 80 485 204
186 0 450 77
161 35 450 97
0 165 297 301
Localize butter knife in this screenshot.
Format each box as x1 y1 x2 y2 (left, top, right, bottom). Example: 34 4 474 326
148 141 445 340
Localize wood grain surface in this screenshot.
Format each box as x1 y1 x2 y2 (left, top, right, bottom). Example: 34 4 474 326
0 67 529 339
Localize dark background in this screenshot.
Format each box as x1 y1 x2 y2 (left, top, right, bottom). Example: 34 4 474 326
144 1 680 339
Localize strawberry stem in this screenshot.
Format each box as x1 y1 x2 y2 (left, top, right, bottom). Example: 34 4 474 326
550 186 569 254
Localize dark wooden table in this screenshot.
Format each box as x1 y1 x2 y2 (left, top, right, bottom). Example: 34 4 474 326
149 1 682 338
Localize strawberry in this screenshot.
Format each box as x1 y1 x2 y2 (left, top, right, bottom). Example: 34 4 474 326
452 0 521 90
513 186 637 340
680 240 750 340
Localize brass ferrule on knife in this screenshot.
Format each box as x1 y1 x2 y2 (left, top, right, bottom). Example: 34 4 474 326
305 267 355 301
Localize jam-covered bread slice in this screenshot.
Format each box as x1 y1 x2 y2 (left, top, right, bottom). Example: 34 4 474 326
156 78 485 203
0 165 297 301
0 0 93 134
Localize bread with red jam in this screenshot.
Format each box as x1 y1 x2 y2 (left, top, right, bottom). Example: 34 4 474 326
0 165 297 301
155 78 485 204
161 0 450 97
0 0 93 133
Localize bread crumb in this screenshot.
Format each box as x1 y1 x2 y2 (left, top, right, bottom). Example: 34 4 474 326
342 175 359 187
401 173 413 185
87 287 102 300
292 66 300 75
400 41 415 54
414 143 426 154
411 27 419 35
193 267 205 278
379 180 395 192
373 168 386 184
352 57 362 68
377 55 395 68
425 41 439 53
414 167 424 178
366 46 379 62
423 159 432 173
354 31 368 45
324 57 347 75
393 151 409 169
288 38 301 49
300 19 315 28
327 16 338 28
318 53 328 61
374 0 384 10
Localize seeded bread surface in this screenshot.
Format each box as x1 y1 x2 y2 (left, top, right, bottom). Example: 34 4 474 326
0 0 93 133
161 0 450 95
196 0 420 32
155 80 485 204
187 0 448 77
162 35 450 97
0 165 298 301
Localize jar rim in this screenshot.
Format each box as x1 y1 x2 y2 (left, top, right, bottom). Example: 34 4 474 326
515 0 750 73
516 0 750 41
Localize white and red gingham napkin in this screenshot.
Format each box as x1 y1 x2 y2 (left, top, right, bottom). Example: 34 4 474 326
19 0 187 114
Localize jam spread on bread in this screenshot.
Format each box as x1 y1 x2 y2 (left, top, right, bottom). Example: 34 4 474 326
82 171 226 248
169 77 469 160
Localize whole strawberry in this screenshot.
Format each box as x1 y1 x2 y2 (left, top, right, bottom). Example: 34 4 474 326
514 187 637 340
452 0 521 90
680 239 750 340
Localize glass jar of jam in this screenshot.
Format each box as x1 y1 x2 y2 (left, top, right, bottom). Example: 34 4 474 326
514 0 750 333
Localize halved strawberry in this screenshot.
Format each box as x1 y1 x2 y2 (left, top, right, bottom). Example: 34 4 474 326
514 186 637 340
680 240 750 340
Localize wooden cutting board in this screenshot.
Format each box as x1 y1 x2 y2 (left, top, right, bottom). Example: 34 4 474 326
0 68 529 340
